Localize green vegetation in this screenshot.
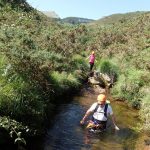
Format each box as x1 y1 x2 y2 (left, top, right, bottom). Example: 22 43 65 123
87 11 150 131
0 0 150 146
97 59 119 82
93 11 148 25
139 94 150 131
0 0 89 145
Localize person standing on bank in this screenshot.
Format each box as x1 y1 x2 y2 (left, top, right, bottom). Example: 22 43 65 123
87 51 96 71
80 94 120 131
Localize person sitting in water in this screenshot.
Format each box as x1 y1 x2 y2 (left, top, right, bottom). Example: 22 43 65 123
80 94 120 131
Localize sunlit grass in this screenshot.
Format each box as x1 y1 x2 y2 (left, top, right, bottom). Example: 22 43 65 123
139 94 150 131
50 71 80 92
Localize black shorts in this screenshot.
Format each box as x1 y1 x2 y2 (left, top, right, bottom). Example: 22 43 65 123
92 118 107 130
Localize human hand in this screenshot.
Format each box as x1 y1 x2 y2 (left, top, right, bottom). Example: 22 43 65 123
80 120 84 125
115 125 120 130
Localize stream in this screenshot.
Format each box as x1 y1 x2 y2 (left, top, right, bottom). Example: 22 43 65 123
40 87 147 150
4 87 148 150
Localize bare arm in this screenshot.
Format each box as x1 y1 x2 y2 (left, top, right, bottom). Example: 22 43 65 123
111 114 120 130
80 110 93 125
86 55 90 60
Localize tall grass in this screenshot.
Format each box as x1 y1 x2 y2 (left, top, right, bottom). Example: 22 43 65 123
112 67 149 108
71 54 88 71
139 94 150 131
96 59 119 83
49 71 81 94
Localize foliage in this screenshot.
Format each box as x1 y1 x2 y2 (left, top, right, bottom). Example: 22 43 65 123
0 116 34 146
112 68 149 108
0 0 88 143
87 12 150 109
0 0 150 141
139 94 150 131
49 71 80 95
94 11 147 25
0 0 32 12
97 59 119 82
71 54 88 71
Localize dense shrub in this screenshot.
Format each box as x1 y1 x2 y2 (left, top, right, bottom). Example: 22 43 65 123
49 71 80 94
0 0 32 12
0 1 88 140
112 68 148 108
97 59 119 83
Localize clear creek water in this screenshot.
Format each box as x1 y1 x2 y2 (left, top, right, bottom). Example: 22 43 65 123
42 88 146 150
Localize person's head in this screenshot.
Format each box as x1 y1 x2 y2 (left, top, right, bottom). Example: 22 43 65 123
97 94 106 105
91 51 95 55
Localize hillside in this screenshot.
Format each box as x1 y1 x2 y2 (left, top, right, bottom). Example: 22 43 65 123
41 11 94 24
85 11 150 130
0 0 150 147
91 11 150 25
41 13 94 24
0 0 89 147
62 17 94 24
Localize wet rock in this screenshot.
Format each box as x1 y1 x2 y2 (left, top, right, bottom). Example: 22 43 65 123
88 77 100 85
88 71 113 88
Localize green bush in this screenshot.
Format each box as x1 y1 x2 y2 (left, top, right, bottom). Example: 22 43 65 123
0 0 32 12
49 71 80 94
71 54 88 71
112 68 148 107
0 70 46 128
97 59 119 82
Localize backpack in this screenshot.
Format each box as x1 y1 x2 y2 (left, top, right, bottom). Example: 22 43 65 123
94 103 108 118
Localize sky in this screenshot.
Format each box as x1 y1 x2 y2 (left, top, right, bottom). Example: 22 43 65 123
26 0 150 20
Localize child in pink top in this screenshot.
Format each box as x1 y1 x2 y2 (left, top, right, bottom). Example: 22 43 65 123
87 51 95 71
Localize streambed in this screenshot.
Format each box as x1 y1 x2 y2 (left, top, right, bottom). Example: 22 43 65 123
42 87 149 150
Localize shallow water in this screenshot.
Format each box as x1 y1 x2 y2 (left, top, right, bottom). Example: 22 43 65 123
43 88 143 150
0 88 149 150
